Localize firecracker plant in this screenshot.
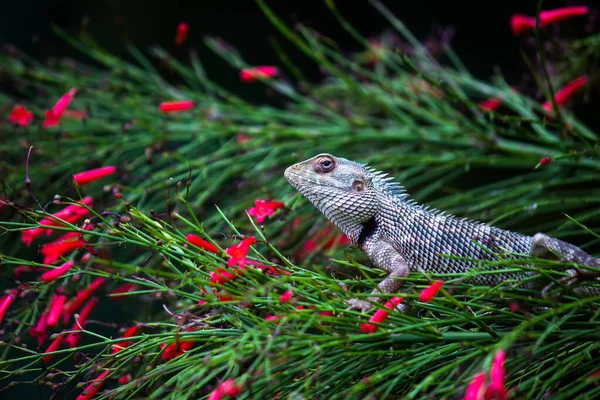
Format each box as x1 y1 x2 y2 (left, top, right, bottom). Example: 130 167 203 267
1 1 600 399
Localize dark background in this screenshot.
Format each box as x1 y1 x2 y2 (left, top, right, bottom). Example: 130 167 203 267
0 1 597 399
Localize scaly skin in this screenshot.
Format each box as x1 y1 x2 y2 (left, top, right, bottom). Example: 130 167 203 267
285 153 600 312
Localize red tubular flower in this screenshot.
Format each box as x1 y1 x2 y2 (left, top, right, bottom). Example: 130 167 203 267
489 350 507 400
159 100 195 113
509 15 536 36
30 312 49 345
47 294 67 328
540 6 589 27
75 369 109 400
44 88 77 128
65 297 98 348
247 199 285 223
110 283 139 300
9 105 33 126
279 290 293 303
226 236 256 268
112 325 139 353
118 374 132 385
73 166 116 185
0 290 17 326
542 75 588 113
41 234 86 265
174 22 189 46
21 197 92 246
65 277 106 316
463 372 487 400
210 268 239 285
208 379 243 400
419 280 444 302
240 66 279 83
539 156 552 166
186 233 219 253
41 261 75 283
42 334 64 364
361 297 404 334
479 97 502 112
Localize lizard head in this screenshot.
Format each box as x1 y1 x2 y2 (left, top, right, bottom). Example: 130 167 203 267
285 153 396 242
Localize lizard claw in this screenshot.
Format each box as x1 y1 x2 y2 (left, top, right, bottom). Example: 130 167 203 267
345 299 373 313
542 270 583 298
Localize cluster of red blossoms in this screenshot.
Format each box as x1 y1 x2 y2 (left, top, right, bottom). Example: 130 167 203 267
463 351 508 400
510 6 589 36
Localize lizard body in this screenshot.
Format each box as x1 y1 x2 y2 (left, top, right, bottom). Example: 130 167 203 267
284 153 600 311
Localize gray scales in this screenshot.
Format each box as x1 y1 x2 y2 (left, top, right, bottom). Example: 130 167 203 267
284 153 600 312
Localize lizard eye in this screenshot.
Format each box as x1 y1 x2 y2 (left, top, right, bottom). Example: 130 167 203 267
352 180 365 192
314 156 336 173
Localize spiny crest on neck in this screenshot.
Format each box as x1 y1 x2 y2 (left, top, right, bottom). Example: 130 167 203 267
362 163 410 202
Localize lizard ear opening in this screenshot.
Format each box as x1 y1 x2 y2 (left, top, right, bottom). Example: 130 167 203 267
352 180 365 192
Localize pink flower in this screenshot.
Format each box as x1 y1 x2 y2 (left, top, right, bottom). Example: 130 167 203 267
186 233 219 253
419 280 443 302
279 290 293 303
0 290 17 326
159 100 195 113
463 372 487 400
240 66 279 83
44 88 77 128
9 105 33 126
542 75 588 113
75 370 109 400
226 236 256 268
510 15 536 36
208 379 243 400
175 22 189 46
73 166 116 185
118 374 132 385
41 261 75 283
42 334 64 364
361 297 404 334
65 297 98 348
489 350 507 400
30 312 49 345
247 199 285 223
510 6 589 36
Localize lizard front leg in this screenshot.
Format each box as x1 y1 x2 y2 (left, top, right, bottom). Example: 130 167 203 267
346 239 410 312
530 233 600 295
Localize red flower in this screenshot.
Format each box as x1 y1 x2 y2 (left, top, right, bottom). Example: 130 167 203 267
44 88 77 128
210 268 239 285
208 379 243 400
9 105 33 126
509 15 536 36
159 100 195 113
175 22 189 46
539 156 552 166
47 294 67 328
65 297 98 348
279 290 293 303
21 197 92 246
30 312 49 345
112 325 139 353
42 334 64 364
539 6 589 27
73 166 116 185
265 315 280 322
118 374 132 385
0 290 17 326
65 277 106 316
226 236 256 268
41 261 75 283
479 97 502 112
489 350 507 400
240 66 279 83
41 233 86 264
75 369 109 400
542 75 588 113
110 283 139 300
419 280 443 302
510 6 589 36
361 297 404 334
186 233 219 253
463 372 487 400
247 199 285 223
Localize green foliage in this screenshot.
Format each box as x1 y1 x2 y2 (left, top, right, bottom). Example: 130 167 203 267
0 1 599 399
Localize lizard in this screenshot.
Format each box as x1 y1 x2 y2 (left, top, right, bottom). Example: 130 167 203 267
284 153 600 312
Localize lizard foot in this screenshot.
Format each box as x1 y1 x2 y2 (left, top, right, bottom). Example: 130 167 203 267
345 299 373 313
542 269 588 298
